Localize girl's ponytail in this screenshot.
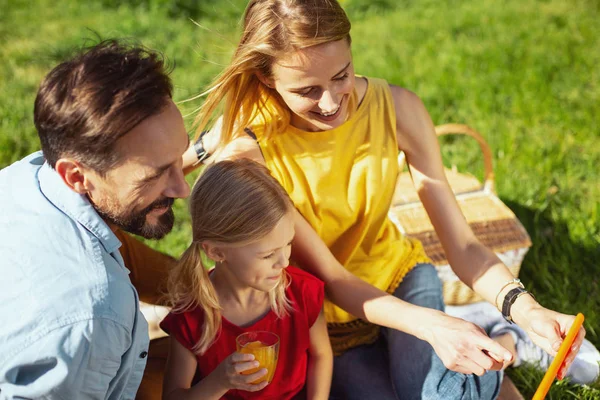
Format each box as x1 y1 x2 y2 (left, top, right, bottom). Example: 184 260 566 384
167 241 221 355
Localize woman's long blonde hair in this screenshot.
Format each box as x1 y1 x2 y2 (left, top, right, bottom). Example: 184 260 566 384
193 0 353 147
166 159 295 354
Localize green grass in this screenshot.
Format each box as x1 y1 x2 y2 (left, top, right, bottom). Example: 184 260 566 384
1 0 599 397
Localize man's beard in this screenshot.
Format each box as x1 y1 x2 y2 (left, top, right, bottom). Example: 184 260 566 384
92 196 175 240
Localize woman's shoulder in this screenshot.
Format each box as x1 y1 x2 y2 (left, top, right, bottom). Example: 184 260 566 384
387 84 422 109
359 76 422 112
387 84 431 129
386 84 437 154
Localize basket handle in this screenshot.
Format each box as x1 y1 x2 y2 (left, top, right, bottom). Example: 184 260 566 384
434 124 495 193
397 124 496 192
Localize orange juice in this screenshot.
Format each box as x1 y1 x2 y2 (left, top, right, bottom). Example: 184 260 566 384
236 332 280 384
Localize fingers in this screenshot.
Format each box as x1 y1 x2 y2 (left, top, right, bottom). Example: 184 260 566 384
230 352 255 363
540 319 564 355
481 350 505 371
232 360 260 374
444 340 504 375
476 335 513 364
558 326 586 380
237 376 269 392
225 352 270 391
229 352 259 374
442 351 494 376
434 319 511 375
244 368 268 383
234 368 269 391
457 359 487 376
466 345 507 374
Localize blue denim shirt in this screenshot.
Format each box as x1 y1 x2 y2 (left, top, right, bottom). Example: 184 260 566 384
0 152 149 399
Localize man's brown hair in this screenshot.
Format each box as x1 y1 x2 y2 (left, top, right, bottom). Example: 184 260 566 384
34 39 173 174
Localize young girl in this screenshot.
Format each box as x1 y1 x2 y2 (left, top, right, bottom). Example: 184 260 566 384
182 0 586 398
159 159 332 400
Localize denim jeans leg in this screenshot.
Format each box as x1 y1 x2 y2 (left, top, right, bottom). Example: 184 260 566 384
383 263 502 400
329 337 398 400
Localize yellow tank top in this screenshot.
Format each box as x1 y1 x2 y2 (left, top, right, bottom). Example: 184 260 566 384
251 77 430 354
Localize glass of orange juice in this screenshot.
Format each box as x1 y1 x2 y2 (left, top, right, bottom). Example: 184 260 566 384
236 331 280 384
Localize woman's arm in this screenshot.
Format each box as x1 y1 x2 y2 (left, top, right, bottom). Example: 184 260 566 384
213 135 512 375
182 117 243 175
291 207 508 374
208 139 447 339
305 310 333 400
390 84 585 377
182 141 202 175
390 86 517 306
162 338 268 400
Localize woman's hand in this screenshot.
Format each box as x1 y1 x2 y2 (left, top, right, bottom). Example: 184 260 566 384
513 303 586 380
212 352 270 392
421 311 512 376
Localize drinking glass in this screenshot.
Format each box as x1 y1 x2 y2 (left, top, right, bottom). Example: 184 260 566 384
236 331 280 384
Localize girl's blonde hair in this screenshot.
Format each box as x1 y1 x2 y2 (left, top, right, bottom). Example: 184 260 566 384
193 0 353 147
166 159 295 355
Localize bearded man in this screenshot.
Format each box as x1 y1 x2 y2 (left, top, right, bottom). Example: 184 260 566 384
0 40 190 399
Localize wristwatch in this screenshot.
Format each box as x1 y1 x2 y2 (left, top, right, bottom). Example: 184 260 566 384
501 287 534 323
193 131 211 163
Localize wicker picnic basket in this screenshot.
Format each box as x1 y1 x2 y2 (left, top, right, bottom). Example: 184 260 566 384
389 124 532 305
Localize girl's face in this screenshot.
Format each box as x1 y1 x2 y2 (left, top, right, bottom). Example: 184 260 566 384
269 39 355 132
218 211 295 292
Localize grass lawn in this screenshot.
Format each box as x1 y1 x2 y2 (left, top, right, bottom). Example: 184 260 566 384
1 0 599 397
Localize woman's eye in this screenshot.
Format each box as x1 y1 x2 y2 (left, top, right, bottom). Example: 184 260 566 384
262 253 275 259
334 73 349 81
298 88 315 97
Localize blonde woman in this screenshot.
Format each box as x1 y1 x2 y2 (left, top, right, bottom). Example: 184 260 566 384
182 0 586 398
160 159 332 400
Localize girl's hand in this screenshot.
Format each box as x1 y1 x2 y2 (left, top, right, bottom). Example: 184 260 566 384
513 305 586 380
421 311 512 375
214 352 270 392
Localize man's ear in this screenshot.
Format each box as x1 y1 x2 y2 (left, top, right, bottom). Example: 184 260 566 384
54 158 94 194
202 241 227 263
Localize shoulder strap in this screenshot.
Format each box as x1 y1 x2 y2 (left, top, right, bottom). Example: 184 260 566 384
244 127 258 142
243 127 265 161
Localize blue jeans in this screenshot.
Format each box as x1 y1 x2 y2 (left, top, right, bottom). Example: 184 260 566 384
329 264 502 400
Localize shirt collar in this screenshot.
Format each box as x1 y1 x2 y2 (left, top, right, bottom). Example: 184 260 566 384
37 162 122 254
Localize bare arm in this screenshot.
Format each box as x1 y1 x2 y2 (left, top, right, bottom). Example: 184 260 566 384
162 338 226 400
182 117 240 175
391 85 585 375
182 141 202 175
207 136 442 337
390 85 521 308
209 137 511 373
162 338 267 400
290 206 509 374
290 207 444 340
305 310 333 400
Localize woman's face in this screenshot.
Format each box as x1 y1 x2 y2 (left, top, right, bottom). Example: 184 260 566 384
269 39 355 132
